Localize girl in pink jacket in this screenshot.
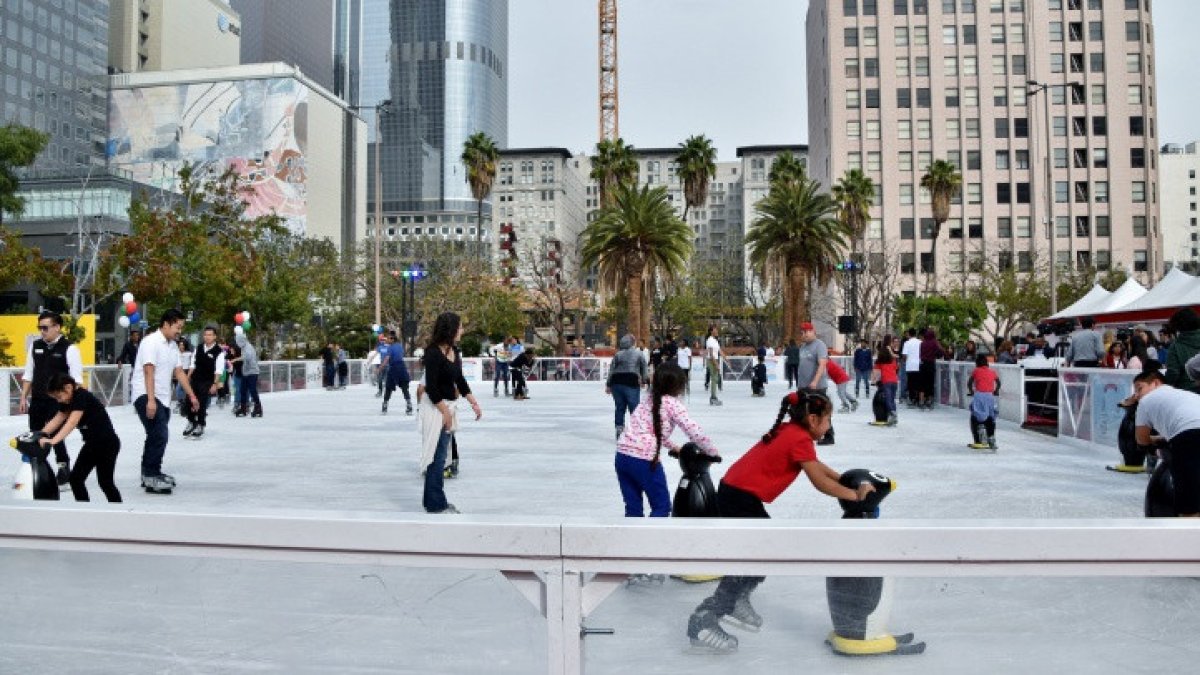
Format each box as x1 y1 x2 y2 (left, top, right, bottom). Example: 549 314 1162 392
616 363 720 517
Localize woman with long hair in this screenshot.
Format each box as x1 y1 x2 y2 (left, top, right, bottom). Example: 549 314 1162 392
417 312 482 514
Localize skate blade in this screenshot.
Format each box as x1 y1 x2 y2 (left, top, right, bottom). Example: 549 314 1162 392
869 421 889 426
144 487 173 495
719 616 761 633
684 641 738 656
1106 464 1146 474
671 574 722 583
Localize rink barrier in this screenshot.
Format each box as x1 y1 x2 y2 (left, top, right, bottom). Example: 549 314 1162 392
1055 367 1137 452
934 362 1027 426
0 506 1197 675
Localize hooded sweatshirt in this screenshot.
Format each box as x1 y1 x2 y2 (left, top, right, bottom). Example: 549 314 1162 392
1165 329 1200 392
606 334 647 389
235 335 260 376
919 331 944 364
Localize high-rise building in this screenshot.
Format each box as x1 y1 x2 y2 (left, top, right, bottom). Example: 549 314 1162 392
230 0 336 93
108 0 241 75
333 0 362 105
1159 142 1200 273
807 0 1161 291
492 148 589 284
360 0 509 257
1 0 110 170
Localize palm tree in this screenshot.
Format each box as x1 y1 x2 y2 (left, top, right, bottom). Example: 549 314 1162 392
831 168 875 246
580 183 693 343
919 159 962 293
767 151 807 189
461 132 499 262
589 137 639 208
675 134 717 221
746 172 848 341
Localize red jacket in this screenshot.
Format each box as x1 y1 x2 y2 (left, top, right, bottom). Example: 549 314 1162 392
826 360 851 385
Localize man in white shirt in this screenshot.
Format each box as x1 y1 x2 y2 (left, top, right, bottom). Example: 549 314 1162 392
131 308 198 492
705 326 723 406
19 310 83 485
1133 369 1200 517
676 338 692 394
901 328 922 406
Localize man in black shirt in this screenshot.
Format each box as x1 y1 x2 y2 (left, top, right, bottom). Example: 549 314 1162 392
18 311 82 486
185 326 226 439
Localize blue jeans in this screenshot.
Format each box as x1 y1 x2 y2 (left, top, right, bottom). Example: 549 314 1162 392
614 452 671 517
134 395 170 477
494 361 509 391
855 368 871 396
880 383 898 414
611 384 640 428
237 374 260 407
423 429 453 512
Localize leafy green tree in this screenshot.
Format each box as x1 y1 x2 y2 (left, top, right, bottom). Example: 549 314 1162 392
0 124 49 225
675 134 717 221
767 151 807 189
589 137 638 207
919 159 962 293
746 170 847 341
892 293 985 348
461 131 499 261
416 261 525 344
580 183 693 343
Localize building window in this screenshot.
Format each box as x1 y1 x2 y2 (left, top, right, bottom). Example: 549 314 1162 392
901 218 915 239
1134 250 1148 272
995 118 1010 138
963 56 978 75
895 26 910 46
1056 216 1071 238
899 151 913 171
944 26 957 44
1130 115 1145 136
1050 22 1064 42
964 25 977 44
914 26 929 45
965 118 980 138
847 120 861 138
968 183 982 203
846 89 861 108
1057 148 1071 168
964 87 979 107
1094 181 1109 203
997 183 1012 203
897 88 912 108
1090 52 1105 72
946 87 960 107
947 119 961 138
967 150 981 170
996 150 1011 170
896 57 911 77
865 88 881 108
900 184 914 205
863 27 878 46
1126 53 1142 73
945 56 959 76
1096 216 1110 237
1092 84 1106 104
1132 182 1146 203
1017 182 1031 203
1130 147 1145 168
918 119 932 138
1126 21 1141 42
1093 147 1108 168
845 59 860 78
993 55 1008 75
864 58 879 77
1127 85 1143 104
1017 216 1032 238
845 28 859 47
901 253 916 273
867 120 881 139
1089 21 1104 41
921 218 936 239
1051 53 1065 73
1055 181 1070 203
898 120 912 138
1093 116 1107 136
998 217 1012 238
1132 215 1147 236
994 86 1008 106
844 0 858 14
991 24 1005 43
915 57 930 76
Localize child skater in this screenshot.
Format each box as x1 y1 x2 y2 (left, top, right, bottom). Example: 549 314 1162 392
37 373 122 502
750 355 768 397
826 358 858 412
685 390 875 653
871 345 900 426
966 354 1001 450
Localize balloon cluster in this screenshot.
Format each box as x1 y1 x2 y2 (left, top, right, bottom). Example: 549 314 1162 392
233 310 252 336
372 323 383 336
117 292 140 328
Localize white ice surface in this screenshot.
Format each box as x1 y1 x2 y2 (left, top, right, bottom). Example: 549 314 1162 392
1 382 1197 674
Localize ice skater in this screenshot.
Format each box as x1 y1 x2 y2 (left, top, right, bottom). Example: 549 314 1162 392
606 334 647 439
131 308 199 494
685 390 874 653
234 333 262 418
417 312 482 514
966 354 1000 450
826 358 857 413
750 355 768 397
36 373 122 502
870 346 899 427
511 349 534 400
382 331 413 415
184 325 225 440
18 310 82 487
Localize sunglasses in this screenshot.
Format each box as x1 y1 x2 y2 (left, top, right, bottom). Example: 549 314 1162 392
37 324 54 331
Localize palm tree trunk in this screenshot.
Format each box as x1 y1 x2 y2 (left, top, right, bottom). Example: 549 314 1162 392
782 281 793 344
476 197 484 264
924 228 940 296
628 273 644 344
789 265 806 340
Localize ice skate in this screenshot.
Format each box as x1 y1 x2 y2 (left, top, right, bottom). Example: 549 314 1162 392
850 400 859 412
183 421 196 437
233 404 247 418
838 405 851 413
886 413 898 427
988 436 997 450
687 611 738 654
191 425 205 439
141 474 174 494
443 459 459 479
382 400 388 414
720 596 763 633
406 402 413 415
56 461 70 487
251 402 262 418
625 573 666 587
430 503 460 514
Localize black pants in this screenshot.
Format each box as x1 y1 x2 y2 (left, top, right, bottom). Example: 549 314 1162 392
187 377 214 426
1073 359 1100 368
28 397 69 464
785 363 799 388
970 415 996 443
385 371 411 404
919 362 936 399
695 483 769 616
513 369 528 397
1169 429 1200 514
70 438 121 502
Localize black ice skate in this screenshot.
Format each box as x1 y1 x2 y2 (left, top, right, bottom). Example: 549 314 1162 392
191 425 205 439
183 421 196 437
141 474 174 494
251 402 263 418
687 611 738 654
719 596 763 633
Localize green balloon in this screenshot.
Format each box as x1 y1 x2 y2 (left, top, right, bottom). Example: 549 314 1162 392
242 319 252 331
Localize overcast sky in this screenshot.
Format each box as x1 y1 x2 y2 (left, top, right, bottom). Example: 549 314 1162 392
508 0 1200 161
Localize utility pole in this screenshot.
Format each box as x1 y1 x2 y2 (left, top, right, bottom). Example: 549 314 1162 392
1028 80 1058 314
352 101 391 327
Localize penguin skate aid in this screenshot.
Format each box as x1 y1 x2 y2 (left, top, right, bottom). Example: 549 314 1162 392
685 391 916 655
10 431 60 501
825 469 926 656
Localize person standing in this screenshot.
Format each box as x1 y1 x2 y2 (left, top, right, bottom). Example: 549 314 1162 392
783 339 800 389
372 335 389 397
853 338 873 398
491 337 511 397
37 373 122 502
508 337 525 394
795 322 834 445
184 325 225 439
917 329 944 410
117 328 142 366
320 342 336 390
382 331 413 415
18 310 83 486
705 326 723 406
675 337 692 396
606 334 647 439
1065 317 1105 368
235 333 262 418
417 312 482 514
901 328 921 407
336 343 349 389
131 309 198 492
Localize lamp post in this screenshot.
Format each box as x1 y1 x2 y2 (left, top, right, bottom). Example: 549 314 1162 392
389 264 428 352
1027 80 1058 315
350 100 392 327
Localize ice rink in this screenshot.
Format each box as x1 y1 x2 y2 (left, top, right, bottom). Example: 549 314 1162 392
1 379 1198 673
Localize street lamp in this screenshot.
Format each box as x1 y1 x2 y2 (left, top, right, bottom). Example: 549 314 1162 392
389 264 429 352
1027 80 1082 316
350 100 393 327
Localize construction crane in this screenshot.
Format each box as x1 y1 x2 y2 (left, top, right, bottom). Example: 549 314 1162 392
598 0 618 142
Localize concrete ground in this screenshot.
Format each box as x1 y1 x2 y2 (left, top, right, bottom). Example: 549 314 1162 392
0 380 1196 674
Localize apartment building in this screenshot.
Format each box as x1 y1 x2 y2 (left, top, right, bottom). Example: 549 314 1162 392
108 0 241 74
807 0 1161 292
1160 141 1200 272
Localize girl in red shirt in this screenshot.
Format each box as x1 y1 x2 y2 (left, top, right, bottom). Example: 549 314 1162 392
685 390 875 653
872 346 900 426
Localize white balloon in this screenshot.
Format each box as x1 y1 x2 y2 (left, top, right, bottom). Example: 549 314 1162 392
234 325 244 335
121 292 134 304
118 316 131 328
372 323 381 332
242 310 251 320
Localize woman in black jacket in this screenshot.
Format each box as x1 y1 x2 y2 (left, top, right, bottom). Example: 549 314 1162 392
418 312 482 514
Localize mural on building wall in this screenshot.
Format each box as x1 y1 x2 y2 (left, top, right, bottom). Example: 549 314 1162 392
108 78 310 233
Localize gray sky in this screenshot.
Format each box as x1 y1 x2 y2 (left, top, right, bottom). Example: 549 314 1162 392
508 0 1200 161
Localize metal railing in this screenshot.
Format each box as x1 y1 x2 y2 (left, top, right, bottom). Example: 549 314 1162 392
0 506 1196 674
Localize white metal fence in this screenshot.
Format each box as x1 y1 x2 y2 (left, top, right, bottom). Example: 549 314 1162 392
0 506 1196 674
934 362 1027 426
1056 367 1137 450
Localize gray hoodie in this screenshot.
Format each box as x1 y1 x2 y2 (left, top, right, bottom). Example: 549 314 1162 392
606 334 646 388
236 334 260 375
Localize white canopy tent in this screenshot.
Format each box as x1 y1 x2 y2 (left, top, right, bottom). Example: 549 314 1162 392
1049 284 1112 320
1107 267 1200 314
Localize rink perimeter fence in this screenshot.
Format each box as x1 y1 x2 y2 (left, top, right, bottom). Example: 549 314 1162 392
1 358 1133 453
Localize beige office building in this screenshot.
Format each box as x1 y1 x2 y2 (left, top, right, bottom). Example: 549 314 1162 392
109 0 242 74
807 0 1161 292
1159 142 1200 272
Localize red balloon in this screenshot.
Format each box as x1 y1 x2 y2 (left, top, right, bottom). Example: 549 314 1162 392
125 301 137 315
234 312 244 325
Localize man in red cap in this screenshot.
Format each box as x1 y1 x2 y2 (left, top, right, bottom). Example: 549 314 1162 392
796 322 835 445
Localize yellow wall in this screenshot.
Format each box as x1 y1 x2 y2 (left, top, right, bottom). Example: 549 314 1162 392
0 315 97 367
